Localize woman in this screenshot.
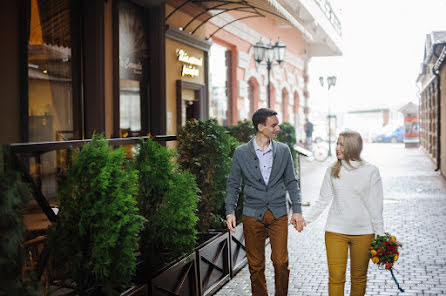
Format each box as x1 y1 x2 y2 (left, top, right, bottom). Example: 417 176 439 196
304 130 384 296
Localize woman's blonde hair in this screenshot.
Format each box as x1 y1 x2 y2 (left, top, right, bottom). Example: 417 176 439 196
331 130 363 178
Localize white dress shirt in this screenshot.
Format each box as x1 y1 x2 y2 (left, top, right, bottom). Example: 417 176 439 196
253 137 273 185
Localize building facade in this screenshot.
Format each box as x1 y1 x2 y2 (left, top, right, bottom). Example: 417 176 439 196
417 31 446 178
1 0 342 145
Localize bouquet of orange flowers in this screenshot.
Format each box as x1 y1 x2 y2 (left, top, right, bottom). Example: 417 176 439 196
369 233 404 292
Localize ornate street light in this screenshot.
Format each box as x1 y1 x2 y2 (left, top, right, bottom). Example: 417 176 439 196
253 39 286 108
319 75 337 156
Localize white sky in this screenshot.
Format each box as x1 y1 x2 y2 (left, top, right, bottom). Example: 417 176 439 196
308 0 446 114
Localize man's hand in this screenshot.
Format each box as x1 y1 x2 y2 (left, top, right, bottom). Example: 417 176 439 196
226 215 236 233
290 213 306 232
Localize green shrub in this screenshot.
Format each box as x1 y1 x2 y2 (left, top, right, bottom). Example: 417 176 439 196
0 148 36 296
177 119 236 233
150 171 198 259
134 139 198 270
47 135 145 294
277 122 297 166
228 120 255 143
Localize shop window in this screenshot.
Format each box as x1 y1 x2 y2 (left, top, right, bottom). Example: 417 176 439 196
248 77 259 119
118 0 149 137
28 0 74 142
209 43 229 126
26 0 76 204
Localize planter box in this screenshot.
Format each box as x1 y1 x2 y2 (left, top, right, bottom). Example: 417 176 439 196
151 252 198 296
229 223 247 278
196 231 230 296
122 285 148 296
50 284 147 296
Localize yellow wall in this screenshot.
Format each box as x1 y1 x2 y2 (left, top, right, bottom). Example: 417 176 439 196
165 39 205 136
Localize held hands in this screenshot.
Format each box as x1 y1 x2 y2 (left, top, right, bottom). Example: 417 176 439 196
226 215 237 233
290 213 307 232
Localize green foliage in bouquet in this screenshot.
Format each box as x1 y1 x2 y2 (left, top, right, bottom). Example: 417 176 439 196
178 119 237 233
228 120 255 143
47 135 145 294
0 148 36 296
369 233 401 270
134 138 198 270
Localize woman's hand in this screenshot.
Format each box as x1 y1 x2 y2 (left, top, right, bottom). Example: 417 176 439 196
290 213 307 232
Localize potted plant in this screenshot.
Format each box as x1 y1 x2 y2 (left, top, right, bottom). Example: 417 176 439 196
47 135 146 295
0 147 38 295
177 119 237 295
177 119 237 233
133 138 199 295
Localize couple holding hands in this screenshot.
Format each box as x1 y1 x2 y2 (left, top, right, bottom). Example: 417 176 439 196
225 108 384 296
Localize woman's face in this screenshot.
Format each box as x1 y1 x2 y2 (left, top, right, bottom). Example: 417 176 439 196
336 135 345 160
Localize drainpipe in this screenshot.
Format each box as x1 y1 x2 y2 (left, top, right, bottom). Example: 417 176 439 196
432 44 446 171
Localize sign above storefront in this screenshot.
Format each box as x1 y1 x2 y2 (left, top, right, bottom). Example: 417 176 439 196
176 49 202 77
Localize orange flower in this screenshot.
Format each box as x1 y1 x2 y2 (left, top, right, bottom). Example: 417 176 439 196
370 250 377 256
385 263 393 269
391 236 396 242
372 257 379 264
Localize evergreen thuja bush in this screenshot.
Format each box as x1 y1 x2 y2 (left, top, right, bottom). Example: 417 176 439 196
47 135 145 294
177 119 236 233
134 139 198 270
228 120 255 143
277 122 298 166
0 148 36 296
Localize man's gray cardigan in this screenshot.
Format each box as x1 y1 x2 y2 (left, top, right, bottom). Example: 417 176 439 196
226 138 302 221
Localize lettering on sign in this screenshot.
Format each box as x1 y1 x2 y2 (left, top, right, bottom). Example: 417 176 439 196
120 56 143 75
176 49 203 66
182 65 200 77
177 49 202 77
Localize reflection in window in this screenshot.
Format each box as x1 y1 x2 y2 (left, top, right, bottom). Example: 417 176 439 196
27 0 73 203
28 0 73 142
119 1 148 137
120 80 141 136
209 43 228 126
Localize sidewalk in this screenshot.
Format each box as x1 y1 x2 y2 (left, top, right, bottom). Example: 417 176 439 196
215 144 446 295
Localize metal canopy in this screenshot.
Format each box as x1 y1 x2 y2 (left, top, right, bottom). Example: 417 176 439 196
166 0 313 40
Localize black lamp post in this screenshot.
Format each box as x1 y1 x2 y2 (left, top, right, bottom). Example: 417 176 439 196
253 40 286 108
319 75 337 157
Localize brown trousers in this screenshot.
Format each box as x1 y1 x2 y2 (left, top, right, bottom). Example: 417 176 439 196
325 232 375 296
242 210 289 296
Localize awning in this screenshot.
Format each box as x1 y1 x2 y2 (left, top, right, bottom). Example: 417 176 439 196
165 0 313 41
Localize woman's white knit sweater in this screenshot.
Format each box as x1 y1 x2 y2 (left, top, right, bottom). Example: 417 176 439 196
304 160 385 236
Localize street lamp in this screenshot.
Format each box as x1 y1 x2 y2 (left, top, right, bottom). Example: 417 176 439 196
253 39 286 108
319 75 337 157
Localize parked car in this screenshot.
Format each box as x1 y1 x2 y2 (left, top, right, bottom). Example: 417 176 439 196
372 126 404 143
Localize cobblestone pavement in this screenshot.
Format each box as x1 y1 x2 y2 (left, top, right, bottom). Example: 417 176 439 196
215 144 446 296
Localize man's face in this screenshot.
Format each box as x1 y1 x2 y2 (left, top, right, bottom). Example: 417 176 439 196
258 115 280 139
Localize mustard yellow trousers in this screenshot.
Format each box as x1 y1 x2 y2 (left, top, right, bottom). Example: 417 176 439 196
325 231 374 296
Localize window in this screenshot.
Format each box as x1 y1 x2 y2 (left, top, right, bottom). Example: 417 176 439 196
26 0 76 202
28 0 74 142
209 43 228 126
118 0 149 137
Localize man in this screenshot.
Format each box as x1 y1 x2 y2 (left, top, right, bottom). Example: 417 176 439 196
226 108 306 296
304 118 314 150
